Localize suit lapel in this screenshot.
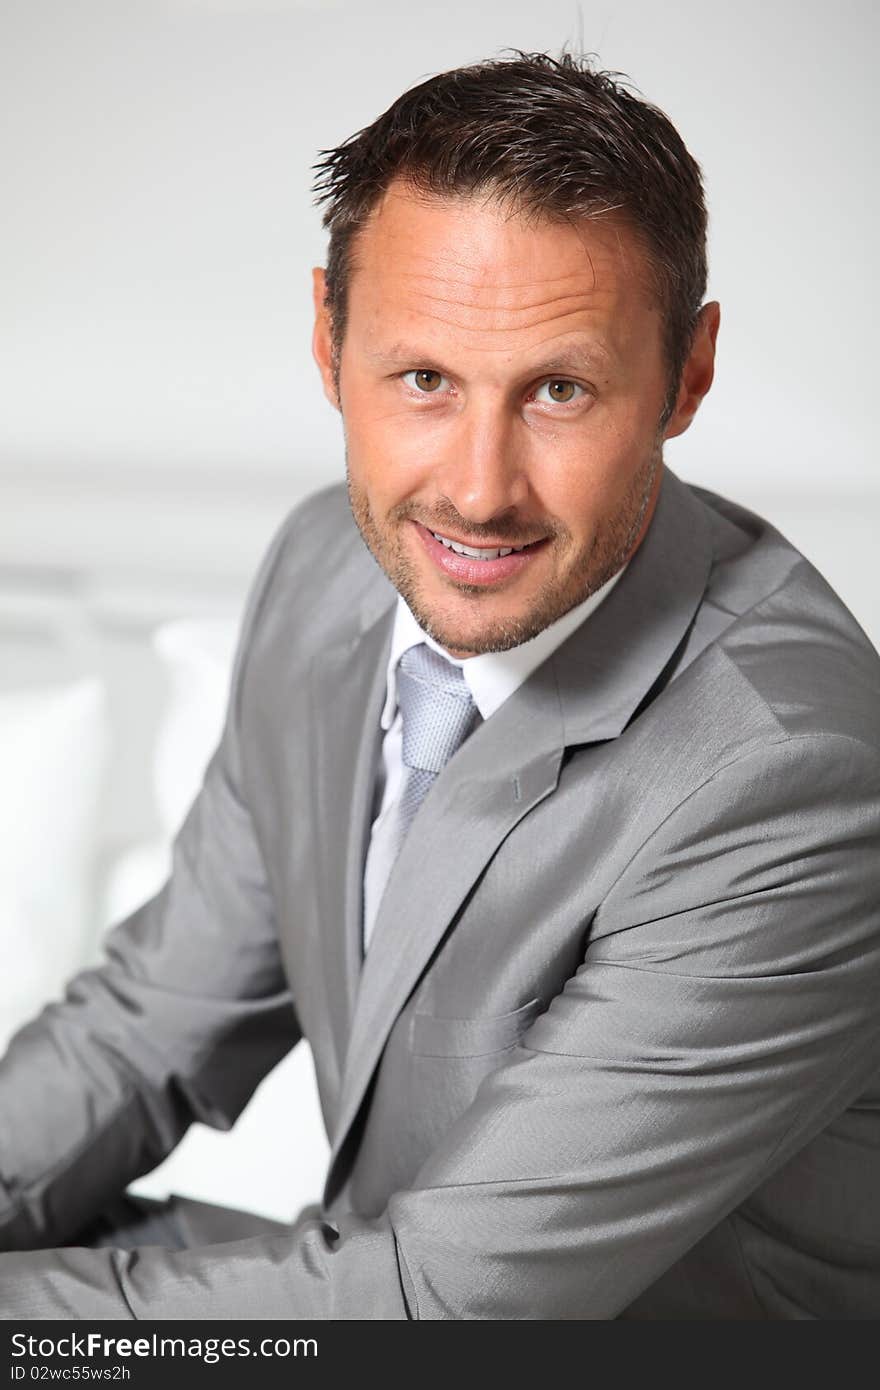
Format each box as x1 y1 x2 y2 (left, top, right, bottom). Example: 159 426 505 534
551 466 713 745
308 577 396 1083
323 464 713 1183
326 668 567 1180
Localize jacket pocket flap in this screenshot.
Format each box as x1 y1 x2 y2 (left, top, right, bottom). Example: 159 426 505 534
411 997 542 1058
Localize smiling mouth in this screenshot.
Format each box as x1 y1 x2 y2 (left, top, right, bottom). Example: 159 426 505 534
427 529 546 561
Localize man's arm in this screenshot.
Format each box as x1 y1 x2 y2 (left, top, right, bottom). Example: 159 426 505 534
0 505 303 1252
2 730 878 1317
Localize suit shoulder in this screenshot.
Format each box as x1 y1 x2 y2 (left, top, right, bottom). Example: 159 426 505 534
246 480 393 655
679 483 880 756
272 479 354 548
263 480 378 588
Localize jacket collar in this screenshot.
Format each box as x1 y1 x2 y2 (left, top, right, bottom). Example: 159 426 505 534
379 559 631 729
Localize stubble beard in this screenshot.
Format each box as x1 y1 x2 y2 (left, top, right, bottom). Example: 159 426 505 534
346 439 663 656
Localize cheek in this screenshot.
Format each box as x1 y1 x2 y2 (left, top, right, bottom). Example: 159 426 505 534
347 426 423 498
529 424 643 517
344 399 445 494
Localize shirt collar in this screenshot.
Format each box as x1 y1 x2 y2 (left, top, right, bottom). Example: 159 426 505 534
380 560 630 731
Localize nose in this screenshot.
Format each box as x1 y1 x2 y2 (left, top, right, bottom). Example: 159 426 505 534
434 401 530 529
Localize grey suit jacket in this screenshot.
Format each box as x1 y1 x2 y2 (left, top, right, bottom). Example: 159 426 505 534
1 464 879 1319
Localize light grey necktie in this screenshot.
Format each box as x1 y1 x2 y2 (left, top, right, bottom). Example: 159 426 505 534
362 642 480 953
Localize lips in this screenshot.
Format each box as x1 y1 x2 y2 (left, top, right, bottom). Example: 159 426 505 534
413 521 549 587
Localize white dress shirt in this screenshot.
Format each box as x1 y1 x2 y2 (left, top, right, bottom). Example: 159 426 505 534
361 561 630 953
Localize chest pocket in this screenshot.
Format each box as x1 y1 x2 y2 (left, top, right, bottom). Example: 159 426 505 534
410 996 542 1058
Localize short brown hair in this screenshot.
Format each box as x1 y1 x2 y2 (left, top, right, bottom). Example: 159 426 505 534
312 49 708 424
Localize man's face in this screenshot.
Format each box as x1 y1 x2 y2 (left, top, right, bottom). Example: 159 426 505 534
313 181 710 657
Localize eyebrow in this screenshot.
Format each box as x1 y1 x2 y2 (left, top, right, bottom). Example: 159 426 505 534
365 341 615 378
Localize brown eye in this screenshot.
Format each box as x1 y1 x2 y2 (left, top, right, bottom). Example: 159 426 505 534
413 370 443 392
533 378 587 408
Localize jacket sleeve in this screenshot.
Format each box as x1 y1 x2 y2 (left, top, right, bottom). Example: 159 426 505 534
2 731 879 1317
0 506 303 1253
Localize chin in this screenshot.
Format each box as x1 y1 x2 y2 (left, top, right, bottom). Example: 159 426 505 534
401 591 558 656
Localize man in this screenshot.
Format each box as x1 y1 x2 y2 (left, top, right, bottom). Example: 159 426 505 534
1 50 878 1320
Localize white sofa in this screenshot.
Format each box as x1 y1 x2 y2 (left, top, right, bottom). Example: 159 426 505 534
0 610 328 1225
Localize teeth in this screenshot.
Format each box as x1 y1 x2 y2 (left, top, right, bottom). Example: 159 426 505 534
431 531 529 560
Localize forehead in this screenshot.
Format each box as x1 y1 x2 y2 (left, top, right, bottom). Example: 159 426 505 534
344 180 659 362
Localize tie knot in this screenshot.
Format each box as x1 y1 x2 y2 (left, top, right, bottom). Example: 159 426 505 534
396 642 479 774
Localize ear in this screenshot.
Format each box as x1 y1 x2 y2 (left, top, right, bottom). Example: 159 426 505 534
662 301 721 441
311 267 341 411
